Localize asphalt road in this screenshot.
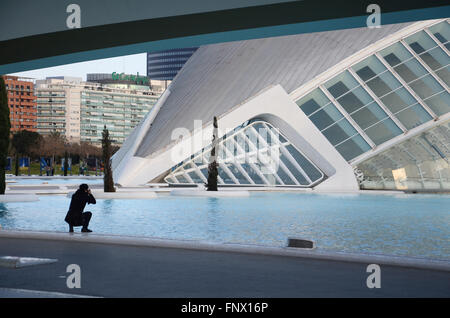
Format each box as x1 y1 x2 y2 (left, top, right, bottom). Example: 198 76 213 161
0 237 449 297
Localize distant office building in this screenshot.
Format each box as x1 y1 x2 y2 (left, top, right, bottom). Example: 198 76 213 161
35 74 161 145
3 75 37 132
147 47 198 81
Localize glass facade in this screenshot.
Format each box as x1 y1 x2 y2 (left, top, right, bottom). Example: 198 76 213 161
165 121 324 187
356 120 450 190
296 20 450 162
80 90 158 145
147 48 198 81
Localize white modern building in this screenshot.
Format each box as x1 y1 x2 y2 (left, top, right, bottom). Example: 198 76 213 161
112 19 450 191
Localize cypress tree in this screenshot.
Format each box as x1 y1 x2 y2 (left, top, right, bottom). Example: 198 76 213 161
0 76 11 194
206 116 219 191
102 125 115 192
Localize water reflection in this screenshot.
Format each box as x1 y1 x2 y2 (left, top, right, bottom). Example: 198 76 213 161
206 197 222 241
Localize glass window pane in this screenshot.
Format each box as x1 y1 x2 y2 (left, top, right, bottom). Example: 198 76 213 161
366 71 402 97
353 55 387 81
336 86 373 114
335 135 371 161
227 164 251 184
423 91 450 116
405 31 438 54
435 65 450 87
395 103 432 130
285 144 322 182
309 103 344 130
351 102 388 130
364 118 402 145
380 87 418 113
188 170 204 183
279 152 308 185
322 119 359 146
429 21 450 50
266 125 287 143
393 59 428 83
380 42 413 67
218 165 235 184
275 164 296 185
409 74 445 100
241 163 265 184
176 174 189 183
417 46 450 72
325 71 359 98
296 89 331 115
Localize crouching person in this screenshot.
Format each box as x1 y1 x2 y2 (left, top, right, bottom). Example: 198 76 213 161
65 184 96 233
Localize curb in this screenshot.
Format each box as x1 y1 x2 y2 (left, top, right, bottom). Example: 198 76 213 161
0 229 449 272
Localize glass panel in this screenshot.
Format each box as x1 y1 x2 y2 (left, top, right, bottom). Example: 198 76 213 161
335 135 371 161
200 168 209 180
322 119 360 146
380 42 413 67
275 164 296 185
405 30 438 54
176 174 189 183
418 46 450 71
435 65 450 88
267 125 287 143
309 103 344 130
279 152 308 185
336 86 373 114
296 88 331 115
353 55 387 81
380 87 418 113
227 164 251 184
165 177 176 184
351 102 388 130
365 71 402 97
285 144 322 182
393 59 428 83
188 170 204 183
241 163 265 184
325 71 359 98
409 74 445 100
423 91 450 116
429 21 450 50
218 165 235 184
364 118 402 145
395 103 432 130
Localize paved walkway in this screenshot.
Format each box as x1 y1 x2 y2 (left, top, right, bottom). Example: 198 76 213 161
0 237 449 297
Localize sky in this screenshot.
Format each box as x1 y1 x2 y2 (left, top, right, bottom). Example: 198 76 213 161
11 53 147 81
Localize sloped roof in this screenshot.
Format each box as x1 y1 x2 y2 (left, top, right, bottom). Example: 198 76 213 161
135 22 413 158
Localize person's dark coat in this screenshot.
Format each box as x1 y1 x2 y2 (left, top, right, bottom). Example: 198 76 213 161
64 189 96 226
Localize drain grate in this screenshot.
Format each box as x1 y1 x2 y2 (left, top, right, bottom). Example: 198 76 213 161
0 256 58 268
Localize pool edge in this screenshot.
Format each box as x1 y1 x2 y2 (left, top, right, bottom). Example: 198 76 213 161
0 229 449 272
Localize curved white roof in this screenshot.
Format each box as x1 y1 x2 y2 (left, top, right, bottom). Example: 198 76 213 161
135 22 414 158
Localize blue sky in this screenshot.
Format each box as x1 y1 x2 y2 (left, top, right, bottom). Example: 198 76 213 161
11 53 147 81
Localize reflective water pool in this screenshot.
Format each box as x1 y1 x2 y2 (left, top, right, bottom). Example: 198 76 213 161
0 192 449 260
6 178 103 185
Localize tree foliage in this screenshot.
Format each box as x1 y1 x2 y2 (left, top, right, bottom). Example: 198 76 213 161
102 125 115 192
206 116 219 191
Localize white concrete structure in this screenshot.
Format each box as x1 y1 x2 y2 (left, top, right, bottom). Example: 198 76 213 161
113 19 450 191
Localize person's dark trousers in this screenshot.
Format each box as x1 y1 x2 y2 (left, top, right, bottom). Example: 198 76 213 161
81 211 92 230
69 211 92 232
